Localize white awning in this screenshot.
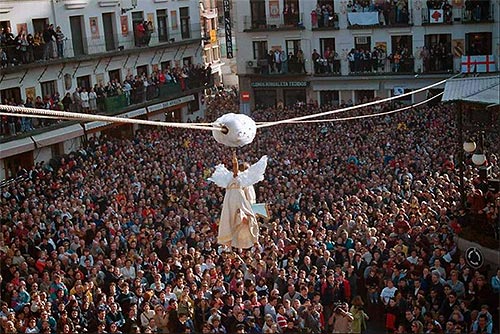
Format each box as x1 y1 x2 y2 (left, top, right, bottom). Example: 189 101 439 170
31 124 84 148
442 75 500 105
0 137 35 159
83 108 147 131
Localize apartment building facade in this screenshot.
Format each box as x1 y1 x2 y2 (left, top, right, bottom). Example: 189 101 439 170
0 0 209 180
233 0 499 107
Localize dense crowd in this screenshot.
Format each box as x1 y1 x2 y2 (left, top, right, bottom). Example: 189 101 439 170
0 24 64 68
0 92 499 334
0 63 212 137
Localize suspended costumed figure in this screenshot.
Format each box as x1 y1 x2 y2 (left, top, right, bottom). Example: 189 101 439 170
209 153 268 250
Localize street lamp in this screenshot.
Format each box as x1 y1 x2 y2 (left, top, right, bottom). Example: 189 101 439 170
464 132 487 167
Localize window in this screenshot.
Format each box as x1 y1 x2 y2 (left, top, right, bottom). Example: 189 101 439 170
466 32 492 55
253 41 268 60
319 91 339 106
132 11 144 47
76 75 91 90
109 69 121 83
32 18 49 35
424 34 452 72
41 80 58 99
283 0 300 26
355 36 371 51
286 40 301 56
0 87 21 104
137 65 148 77
161 61 171 71
180 7 191 39
203 48 212 64
183 57 192 67
250 0 266 29
212 46 220 61
157 9 168 42
391 36 412 54
319 38 335 58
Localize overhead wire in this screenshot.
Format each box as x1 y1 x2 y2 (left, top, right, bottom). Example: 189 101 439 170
256 73 461 128
284 92 444 124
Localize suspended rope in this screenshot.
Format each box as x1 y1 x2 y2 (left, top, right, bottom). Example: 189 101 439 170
284 92 444 124
256 73 460 129
0 104 221 132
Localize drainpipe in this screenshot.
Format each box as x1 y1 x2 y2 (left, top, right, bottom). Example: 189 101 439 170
51 0 58 27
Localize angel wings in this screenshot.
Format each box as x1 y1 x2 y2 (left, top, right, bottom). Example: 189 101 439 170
208 155 268 189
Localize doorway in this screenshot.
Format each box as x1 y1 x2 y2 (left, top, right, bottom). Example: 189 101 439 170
132 11 144 47
32 18 49 35
102 13 117 51
77 75 91 90
254 90 277 107
157 9 168 42
355 90 375 104
70 16 86 56
355 36 371 51
3 152 34 180
0 87 21 104
284 89 306 106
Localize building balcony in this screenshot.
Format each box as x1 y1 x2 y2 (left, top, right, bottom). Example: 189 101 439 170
244 59 307 76
0 79 213 141
421 7 453 25
460 2 494 23
242 13 305 32
346 10 412 28
0 25 201 75
311 13 340 30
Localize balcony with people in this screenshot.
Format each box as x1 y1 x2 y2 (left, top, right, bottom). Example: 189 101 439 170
0 63 213 139
311 1 339 30
244 0 304 31
0 22 202 74
419 43 454 73
346 0 411 28
460 0 494 23
421 0 453 24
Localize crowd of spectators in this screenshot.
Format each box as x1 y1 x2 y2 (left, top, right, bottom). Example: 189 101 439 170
0 91 499 334
0 63 212 137
0 24 64 68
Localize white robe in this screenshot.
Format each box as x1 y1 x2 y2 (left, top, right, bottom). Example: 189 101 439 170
209 156 268 249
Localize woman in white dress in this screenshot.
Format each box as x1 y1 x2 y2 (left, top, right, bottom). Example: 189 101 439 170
209 153 268 250
88 87 97 113
80 88 89 113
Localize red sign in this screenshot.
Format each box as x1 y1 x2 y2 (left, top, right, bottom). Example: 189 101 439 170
241 91 250 102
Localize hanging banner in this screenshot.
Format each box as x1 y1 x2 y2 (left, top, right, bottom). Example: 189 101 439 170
429 9 444 23
89 17 99 39
223 0 233 58
269 0 280 18
120 15 129 36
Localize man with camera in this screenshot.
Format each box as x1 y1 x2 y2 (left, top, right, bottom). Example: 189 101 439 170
328 302 354 333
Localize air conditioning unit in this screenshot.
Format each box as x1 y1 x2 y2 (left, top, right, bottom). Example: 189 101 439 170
246 60 259 68
356 36 368 44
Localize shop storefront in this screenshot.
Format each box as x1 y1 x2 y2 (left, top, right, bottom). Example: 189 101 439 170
251 81 309 107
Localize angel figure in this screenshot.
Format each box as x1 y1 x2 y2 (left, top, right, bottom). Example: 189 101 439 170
209 153 268 250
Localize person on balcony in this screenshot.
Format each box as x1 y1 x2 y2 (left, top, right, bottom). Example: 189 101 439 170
42 24 56 60
55 26 65 59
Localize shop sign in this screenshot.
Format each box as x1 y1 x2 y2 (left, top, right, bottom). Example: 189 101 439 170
251 81 309 88
147 95 195 112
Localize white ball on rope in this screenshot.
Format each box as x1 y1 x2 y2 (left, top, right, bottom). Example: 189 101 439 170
212 113 257 148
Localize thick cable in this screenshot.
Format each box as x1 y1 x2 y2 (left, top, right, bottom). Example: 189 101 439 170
285 92 443 124
0 104 221 132
256 74 460 129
